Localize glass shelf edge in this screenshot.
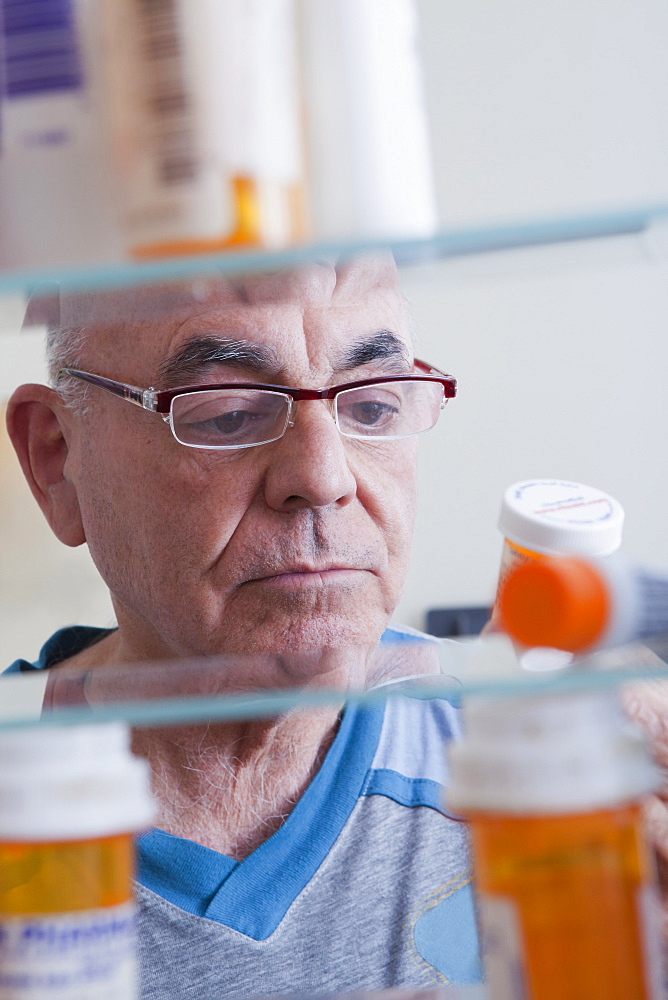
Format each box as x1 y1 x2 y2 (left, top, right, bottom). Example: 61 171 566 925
1 201 667 297
1 661 666 731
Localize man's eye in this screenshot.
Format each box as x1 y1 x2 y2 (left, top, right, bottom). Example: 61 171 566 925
346 401 398 427
188 404 277 440
173 391 289 447
204 409 255 435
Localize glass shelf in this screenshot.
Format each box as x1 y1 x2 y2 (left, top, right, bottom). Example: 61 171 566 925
1 201 667 297
2 635 666 732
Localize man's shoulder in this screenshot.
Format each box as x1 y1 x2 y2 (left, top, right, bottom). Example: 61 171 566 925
6 621 435 674
4 626 115 675
364 689 461 810
380 621 439 644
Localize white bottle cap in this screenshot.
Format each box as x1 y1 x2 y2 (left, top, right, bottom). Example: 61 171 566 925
499 479 625 557
446 691 657 814
0 722 154 841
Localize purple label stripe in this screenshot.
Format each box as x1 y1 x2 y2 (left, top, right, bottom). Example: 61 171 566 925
1 0 83 97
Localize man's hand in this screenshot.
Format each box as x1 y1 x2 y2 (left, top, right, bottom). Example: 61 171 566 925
621 679 668 939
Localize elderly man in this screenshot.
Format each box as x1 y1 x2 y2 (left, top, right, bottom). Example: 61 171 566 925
4 257 481 997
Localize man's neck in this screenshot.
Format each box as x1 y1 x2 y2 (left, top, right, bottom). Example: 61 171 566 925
55 632 346 858
53 625 430 858
130 708 341 859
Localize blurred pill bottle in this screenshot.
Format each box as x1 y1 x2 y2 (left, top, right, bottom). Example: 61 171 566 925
447 691 663 1000
0 0 124 268
298 0 437 241
100 0 305 257
499 552 668 656
493 479 625 669
0 722 153 1000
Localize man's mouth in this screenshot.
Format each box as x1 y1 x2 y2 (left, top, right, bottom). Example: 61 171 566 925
245 566 368 589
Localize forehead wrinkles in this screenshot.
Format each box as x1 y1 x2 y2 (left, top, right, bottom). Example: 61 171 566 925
283 258 410 375
59 279 240 328
164 262 409 383
55 254 408 378
49 255 400 329
235 254 402 311
237 262 338 304
55 279 241 377
302 266 413 376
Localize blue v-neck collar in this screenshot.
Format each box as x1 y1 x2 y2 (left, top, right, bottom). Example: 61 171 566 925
137 701 385 940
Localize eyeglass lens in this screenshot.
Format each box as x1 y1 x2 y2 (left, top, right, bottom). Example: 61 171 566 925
170 381 446 449
335 381 444 439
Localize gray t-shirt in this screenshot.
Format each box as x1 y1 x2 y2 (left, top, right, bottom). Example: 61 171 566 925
136 692 482 998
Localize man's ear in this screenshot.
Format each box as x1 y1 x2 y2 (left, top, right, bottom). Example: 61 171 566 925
6 383 86 547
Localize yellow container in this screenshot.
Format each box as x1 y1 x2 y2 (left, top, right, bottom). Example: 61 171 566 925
468 803 657 1000
447 691 662 1000
0 723 153 1000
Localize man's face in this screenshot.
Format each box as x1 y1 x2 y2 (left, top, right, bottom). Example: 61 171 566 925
60 258 420 668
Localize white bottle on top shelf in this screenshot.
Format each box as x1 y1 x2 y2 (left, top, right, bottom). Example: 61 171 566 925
0 0 123 268
101 0 305 257
298 0 438 241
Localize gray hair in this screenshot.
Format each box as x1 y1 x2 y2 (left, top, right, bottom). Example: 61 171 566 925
45 323 91 413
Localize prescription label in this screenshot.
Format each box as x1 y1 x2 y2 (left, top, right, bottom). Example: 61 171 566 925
637 883 664 1000
477 893 529 1000
0 902 136 1000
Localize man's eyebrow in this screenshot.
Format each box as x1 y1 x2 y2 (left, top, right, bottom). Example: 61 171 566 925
339 331 412 372
156 337 280 386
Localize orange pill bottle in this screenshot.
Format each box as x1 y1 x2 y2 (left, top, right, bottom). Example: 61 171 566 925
447 691 663 1000
494 479 624 671
0 723 153 1000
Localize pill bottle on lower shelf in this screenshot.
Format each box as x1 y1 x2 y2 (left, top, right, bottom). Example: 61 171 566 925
0 722 153 1000
446 691 663 1000
494 479 625 669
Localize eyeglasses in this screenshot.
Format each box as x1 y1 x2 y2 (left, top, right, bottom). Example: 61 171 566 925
56 359 456 451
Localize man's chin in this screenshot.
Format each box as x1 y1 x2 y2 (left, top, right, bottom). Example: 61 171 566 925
214 610 389 685
218 581 390 651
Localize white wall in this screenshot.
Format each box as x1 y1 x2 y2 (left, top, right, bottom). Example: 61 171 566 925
417 0 668 225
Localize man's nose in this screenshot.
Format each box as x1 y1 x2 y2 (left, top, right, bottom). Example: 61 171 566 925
263 399 357 512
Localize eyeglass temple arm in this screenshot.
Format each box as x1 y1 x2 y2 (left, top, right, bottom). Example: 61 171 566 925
57 369 158 410
413 358 457 398
414 358 446 377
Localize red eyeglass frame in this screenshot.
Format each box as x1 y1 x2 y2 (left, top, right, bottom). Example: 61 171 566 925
57 359 457 413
